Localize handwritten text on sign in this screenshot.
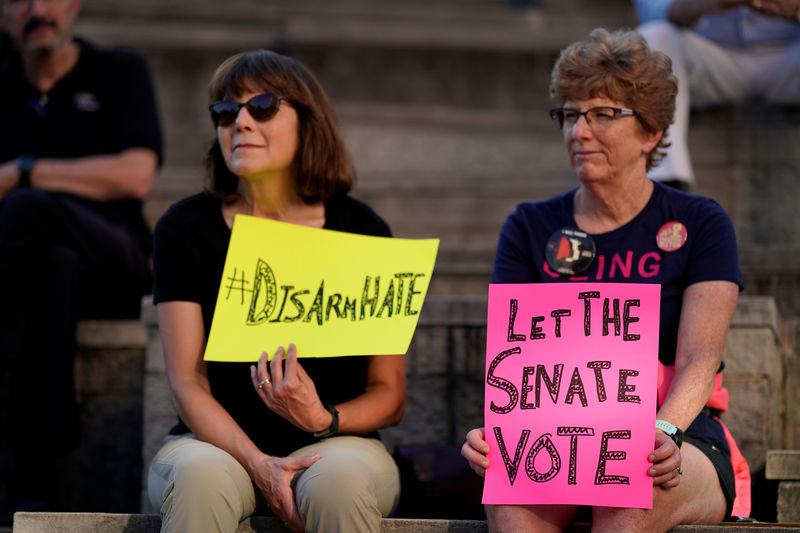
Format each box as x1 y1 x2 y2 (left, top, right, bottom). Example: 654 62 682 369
483 283 660 508
204 215 439 362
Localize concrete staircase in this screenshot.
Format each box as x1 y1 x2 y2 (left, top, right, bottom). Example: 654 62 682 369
9 513 800 533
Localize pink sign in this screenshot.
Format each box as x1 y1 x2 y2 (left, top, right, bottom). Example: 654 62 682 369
483 283 660 508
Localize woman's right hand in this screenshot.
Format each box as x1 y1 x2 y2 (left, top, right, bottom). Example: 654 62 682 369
248 452 321 533
461 427 491 478
250 344 332 433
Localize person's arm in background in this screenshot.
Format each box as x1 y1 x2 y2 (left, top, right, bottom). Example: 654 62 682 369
0 50 162 201
634 0 753 27
0 148 158 201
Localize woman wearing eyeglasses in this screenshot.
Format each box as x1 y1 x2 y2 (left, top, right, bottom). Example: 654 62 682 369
146 50 405 533
461 28 748 531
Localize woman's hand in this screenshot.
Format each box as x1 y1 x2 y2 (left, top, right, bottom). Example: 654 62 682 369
248 452 321 533
648 431 682 488
461 427 491 478
250 344 332 432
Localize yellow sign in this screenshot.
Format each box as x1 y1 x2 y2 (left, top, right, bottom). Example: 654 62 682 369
204 215 440 362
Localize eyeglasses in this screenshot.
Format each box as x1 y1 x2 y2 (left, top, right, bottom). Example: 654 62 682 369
208 93 290 128
549 106 636 131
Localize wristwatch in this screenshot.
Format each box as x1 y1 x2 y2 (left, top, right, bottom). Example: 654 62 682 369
656 419 684 448
17 155 35 188
312 403 339 438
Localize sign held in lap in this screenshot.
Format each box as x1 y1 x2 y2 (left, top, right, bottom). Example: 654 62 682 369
483 283 660 508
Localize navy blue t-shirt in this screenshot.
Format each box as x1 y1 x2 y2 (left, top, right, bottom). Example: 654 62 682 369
492 181 743 366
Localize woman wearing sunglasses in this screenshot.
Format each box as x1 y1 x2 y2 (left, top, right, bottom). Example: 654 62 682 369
146 50 405 533
461 29 748 531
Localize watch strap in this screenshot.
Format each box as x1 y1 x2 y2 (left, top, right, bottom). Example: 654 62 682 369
17 155 35 188
656 419 683 448
312 403 339 438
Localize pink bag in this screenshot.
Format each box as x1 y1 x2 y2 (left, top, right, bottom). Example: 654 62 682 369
657 362 751 517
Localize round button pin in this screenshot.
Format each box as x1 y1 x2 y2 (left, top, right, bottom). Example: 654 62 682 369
545 227 596 276
656 221 688 252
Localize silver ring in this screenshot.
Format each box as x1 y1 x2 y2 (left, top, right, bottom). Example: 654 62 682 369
676 467 683 475
258 377 271 388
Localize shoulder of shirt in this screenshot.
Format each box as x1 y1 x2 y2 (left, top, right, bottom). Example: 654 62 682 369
74 36 147 71
508 189 575 221
326 193 392 236
651 180 728 220
156 192 217 231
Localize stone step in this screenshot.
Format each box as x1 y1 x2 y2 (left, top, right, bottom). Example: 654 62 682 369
767 450 800 481
10 513 800 533
767 450 800 522
0 320 148 516
142 100 800 251
77 0 637 54
74 1 635 172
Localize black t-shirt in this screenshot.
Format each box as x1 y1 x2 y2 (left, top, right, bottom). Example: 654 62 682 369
153 192 393 457
0 38 163 253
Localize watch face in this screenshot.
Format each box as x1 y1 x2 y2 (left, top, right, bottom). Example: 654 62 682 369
19 156 36 173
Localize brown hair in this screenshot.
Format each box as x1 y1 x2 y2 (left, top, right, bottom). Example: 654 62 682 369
205 50 354 202
549 28 677 170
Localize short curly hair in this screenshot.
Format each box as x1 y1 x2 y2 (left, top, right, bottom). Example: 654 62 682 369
205 50 354 202
549 28 677 170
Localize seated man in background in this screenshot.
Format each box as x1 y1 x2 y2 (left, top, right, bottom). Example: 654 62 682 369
634 0 800 191
0 0 162 522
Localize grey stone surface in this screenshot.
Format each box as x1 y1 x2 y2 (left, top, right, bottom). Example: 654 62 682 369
12 512 800 532
784 318 800 450
140 300 176 514
75 320 146 348
766 450 800 480
0 323 146 515
722 295 785 474
776 482 800 523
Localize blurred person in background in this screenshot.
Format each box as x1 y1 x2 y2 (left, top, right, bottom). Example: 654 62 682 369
0 0 161 522
634 0 800 191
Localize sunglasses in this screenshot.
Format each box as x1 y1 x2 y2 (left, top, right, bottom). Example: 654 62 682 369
208 93 290 127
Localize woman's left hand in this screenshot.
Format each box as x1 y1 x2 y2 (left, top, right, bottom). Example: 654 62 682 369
648 431 682 488
250 344 332 432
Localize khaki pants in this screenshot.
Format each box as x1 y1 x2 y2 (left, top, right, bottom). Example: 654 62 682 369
148 434 400 533
637 21 800 185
